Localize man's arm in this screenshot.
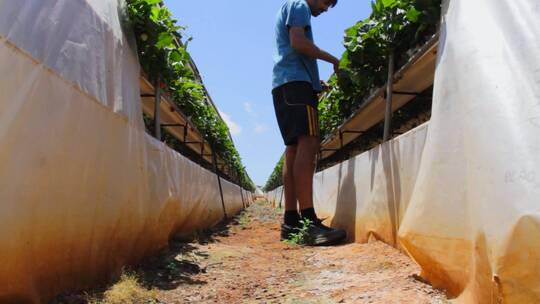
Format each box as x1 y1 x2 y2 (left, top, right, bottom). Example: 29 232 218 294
289 26 340 74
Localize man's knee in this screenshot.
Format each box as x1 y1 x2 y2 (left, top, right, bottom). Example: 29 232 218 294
298 135 320 154
294 136 319 168
285 145 297 158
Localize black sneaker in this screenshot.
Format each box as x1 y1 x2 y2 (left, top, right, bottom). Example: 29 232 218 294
280 223 300 241
313 218 333 231
304 223 347 246
310 217 347 238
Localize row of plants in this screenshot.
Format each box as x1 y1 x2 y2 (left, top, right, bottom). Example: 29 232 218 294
319 0 440 138
262 155 284 192
264 0 441 192
127 0 254 191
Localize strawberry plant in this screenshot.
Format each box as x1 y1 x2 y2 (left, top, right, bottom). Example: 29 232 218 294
127 0 254 190
324 0 440 133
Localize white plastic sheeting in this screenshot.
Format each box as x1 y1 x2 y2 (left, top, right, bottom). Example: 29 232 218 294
267 186 284 208
0 0 249 302
0 0 142 126
267 0 540 302
399 0 540 302
313 123 429 246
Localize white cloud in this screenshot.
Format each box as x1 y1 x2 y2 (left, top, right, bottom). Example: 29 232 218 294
254 123 269 134
241 102 269 134
219 111 242 136
244 102 253 114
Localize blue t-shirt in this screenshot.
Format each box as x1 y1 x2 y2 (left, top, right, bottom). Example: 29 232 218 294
273 0 322 92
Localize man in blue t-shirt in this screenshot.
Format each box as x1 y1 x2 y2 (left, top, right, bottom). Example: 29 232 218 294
272 0 346 246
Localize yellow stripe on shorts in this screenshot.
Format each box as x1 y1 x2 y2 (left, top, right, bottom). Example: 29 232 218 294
306 106 313 136
309 106 317 136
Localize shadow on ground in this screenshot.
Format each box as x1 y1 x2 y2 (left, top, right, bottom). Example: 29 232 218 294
136 219 238 291
50 215 243 304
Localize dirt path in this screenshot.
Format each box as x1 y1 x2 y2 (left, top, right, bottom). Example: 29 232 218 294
55 199 448 304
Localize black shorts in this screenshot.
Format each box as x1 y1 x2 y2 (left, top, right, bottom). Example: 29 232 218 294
272 81 319 146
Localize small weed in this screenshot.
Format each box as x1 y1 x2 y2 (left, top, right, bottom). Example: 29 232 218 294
87 273 158 304
274 206 284 217
238 212 251 229
166 261 179 273
283 218 312 246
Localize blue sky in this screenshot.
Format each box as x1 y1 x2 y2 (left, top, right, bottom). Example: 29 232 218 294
163 0 372 186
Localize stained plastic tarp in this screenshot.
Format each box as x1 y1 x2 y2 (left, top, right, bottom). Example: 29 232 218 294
399 0 540 302
0 0 247 302
312 123 429 246
267 0 540 302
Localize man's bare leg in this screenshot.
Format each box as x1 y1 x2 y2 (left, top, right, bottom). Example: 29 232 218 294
293 135 319 211
283 145 298 211
280 134 346 246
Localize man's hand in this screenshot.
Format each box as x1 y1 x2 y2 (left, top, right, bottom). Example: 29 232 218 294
290 26 340 72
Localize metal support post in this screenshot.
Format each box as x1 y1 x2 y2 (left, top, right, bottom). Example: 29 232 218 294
183 125 188 142
154 75 161 141
212 150 228 219
154 75 162 140
383 52 395 142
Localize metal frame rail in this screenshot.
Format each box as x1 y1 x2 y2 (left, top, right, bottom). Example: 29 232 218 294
140 75 234 175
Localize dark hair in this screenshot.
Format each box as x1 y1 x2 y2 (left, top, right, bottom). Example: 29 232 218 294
330 0 338 7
